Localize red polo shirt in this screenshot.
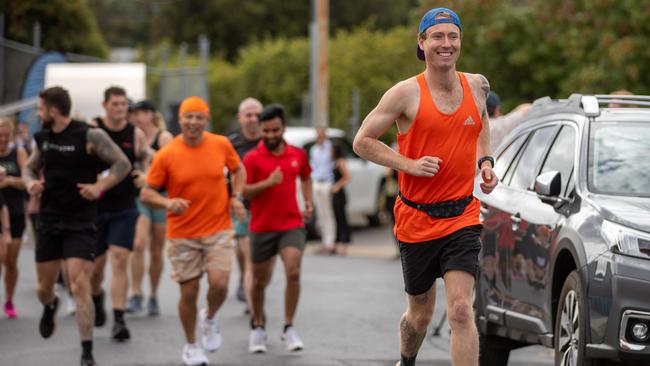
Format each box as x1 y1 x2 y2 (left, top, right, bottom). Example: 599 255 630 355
244 140 311 232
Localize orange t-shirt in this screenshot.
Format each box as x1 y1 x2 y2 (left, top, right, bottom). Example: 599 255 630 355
146 132 240 239
395 72 482 243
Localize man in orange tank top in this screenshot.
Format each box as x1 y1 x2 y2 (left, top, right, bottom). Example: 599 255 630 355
353 7 498 366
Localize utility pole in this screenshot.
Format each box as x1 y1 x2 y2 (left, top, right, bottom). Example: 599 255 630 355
310 0 329 128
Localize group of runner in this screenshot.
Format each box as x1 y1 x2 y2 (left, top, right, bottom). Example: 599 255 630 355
17 86 312 366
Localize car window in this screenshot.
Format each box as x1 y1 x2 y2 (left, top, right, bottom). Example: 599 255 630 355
540 125 577 196
508 125 560 190
494 133 528 180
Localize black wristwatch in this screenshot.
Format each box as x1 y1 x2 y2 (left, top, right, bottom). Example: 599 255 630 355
477 156 495 169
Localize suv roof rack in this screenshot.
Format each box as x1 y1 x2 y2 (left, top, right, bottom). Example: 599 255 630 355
528 93 650 119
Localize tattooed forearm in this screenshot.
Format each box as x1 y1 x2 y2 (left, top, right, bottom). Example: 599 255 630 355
22 147 43 185
87 129 131 182
399 314 427 357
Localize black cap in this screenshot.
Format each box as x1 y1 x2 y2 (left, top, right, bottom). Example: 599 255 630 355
132 100 157 112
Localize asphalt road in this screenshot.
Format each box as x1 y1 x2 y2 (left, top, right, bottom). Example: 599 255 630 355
0 224 553 365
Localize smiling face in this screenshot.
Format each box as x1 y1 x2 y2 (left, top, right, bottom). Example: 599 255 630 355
179 111 208 144
417 22 461 71
261 117 285 152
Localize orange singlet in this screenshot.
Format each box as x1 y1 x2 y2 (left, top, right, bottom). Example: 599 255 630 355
395 72 482 243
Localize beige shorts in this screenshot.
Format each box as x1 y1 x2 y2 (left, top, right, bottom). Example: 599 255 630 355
166 230 234 283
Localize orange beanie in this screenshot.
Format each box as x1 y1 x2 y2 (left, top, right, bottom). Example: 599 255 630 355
178 96 209 116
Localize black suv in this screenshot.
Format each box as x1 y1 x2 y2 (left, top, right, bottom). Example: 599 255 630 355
475 94 650 365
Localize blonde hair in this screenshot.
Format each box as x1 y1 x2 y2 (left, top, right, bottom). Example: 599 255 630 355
153 111 167 131
0 117 15 136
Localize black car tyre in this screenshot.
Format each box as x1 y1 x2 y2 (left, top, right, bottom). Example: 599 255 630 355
554 270 594 366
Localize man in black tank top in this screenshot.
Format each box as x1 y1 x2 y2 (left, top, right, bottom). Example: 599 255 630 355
89 86 151 342
24 87 131 366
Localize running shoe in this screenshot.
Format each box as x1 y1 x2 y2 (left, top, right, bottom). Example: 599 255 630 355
4 300 17 318
80 355 97 366
126 294 143 314
93 291 106 327
66 292 77 315
111 321 131 341
200 308 222 352
39 296 59 338
236 281 246 302
281 326 304 351
181 343 209 366
147 297 160 316
249 327 267 353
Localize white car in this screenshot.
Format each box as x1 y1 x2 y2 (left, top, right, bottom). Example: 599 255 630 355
283 127 387 226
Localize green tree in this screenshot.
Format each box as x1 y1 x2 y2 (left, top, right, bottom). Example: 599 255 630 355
2 0 108 57
151 0 419 60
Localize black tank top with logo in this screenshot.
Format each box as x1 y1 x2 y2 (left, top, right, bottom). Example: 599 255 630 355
34 120 100 224
95 118 136 212
0 147 25 216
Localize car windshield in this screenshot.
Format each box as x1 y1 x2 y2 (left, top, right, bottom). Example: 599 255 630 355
589 122 650 197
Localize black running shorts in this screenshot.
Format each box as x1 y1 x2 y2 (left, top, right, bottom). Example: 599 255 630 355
399 224 482 296
36 224 96 262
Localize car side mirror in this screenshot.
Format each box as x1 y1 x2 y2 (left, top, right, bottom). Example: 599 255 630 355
535 171 562 206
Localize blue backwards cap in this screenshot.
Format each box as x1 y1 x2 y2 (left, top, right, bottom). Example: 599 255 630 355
416 8 462 61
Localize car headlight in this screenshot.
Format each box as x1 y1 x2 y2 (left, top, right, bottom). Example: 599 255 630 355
601 220 650 260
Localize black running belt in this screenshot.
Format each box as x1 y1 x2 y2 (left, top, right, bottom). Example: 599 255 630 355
398 193 473 218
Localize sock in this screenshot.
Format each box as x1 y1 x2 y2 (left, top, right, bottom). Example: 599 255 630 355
92 293 101 303
113 309 125 324
401 353 417 366
46 297 57 309
283 324 292 333
81 340 93 358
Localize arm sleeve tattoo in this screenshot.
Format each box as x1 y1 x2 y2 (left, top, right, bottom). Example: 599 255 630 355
87 128 131 182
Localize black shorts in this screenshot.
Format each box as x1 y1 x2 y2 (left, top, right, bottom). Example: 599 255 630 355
399 224 482 296
35 223 96 263
96 207 138 255
9 214 25 239
250 228 306 263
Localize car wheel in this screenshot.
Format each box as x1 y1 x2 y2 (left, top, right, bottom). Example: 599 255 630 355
366 180 385 227
554 270 594 366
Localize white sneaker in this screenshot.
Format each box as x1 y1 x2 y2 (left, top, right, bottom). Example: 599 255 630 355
282 326 304 351
249 327 267 353
199 308 222 352
181 343 209 366
66 293 76 315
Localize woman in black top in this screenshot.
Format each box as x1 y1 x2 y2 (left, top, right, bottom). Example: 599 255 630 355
0 117 27 318
331 144 351 255
128 101 173 315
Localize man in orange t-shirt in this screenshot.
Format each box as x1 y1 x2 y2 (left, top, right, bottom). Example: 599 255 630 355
140 96 246 366
353 8 498 366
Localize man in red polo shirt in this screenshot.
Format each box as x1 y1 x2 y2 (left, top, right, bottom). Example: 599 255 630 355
243 103 313 354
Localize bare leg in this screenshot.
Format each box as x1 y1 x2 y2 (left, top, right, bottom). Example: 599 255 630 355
279 246 302 325
178 277 200 343
237 236 254 310
148 223 165 298
109 246 130 311
3 238 21 302
205 269 229 318
250 258 275 326
36 260 61 305
444 270 479 366
66 258 95 341
130 215 150 297
400 285 436 360
91 253 106 296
